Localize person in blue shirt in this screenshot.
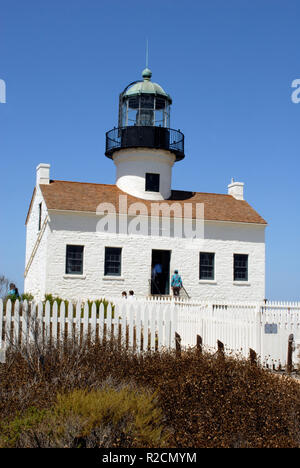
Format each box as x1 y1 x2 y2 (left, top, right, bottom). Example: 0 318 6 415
171 270 183 297
8 283 20 299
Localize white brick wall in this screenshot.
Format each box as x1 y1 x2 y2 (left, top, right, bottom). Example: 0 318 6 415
25 209 266 302
24 185 49 298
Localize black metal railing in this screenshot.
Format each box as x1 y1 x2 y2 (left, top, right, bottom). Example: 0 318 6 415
105 126 185 161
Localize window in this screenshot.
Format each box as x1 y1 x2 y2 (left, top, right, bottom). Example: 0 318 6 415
200 253 215 280
145 173 160 192
66 245 84 275
38 203 42 231
234 254 248 281
105 247 122 276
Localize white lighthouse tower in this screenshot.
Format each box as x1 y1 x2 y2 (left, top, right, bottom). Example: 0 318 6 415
105 68 185 200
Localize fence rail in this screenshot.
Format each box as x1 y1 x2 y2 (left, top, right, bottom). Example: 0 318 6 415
0 297 300 370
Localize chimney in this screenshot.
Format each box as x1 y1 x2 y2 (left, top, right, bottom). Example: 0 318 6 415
228 178 244 200
36 163 50 186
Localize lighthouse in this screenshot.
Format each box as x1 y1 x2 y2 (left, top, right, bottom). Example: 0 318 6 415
105 68 185 200
24 66 267 302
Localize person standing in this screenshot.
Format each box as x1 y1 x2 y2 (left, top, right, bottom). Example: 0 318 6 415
152 263 163 293
171 270 183 297
128 290 135 299
8 283 20 299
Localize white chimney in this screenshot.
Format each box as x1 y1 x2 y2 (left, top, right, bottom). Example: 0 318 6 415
36 163 50 186
228 178 244 200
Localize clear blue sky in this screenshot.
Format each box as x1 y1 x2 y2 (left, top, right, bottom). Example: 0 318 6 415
0 0 299 300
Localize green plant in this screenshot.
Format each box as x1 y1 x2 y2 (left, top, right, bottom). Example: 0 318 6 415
44 294 69 308
0 407 47 448
86 299 115 318
21 293 34 302
0 386 169 448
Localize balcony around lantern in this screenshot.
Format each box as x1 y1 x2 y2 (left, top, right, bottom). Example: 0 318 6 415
105 126 185 161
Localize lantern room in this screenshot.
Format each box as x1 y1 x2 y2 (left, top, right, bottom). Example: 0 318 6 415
105 68 185 161
120 68 171 128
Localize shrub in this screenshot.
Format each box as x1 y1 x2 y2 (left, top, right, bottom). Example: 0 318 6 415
1 340 300 448
0 386 169 448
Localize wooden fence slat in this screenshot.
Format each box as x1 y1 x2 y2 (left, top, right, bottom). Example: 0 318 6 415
91 302 97 342
67 302 73 341
13 300 20 346
107 303 112 338
143 305 149 351
136 303 141 352
165 304 171 349
44 301 51 344
75 302 81 339
99 303 104 342
128 304 134 348
150 304 156 351
60 302 66 343
83 303 89 338
52 302 58 345
6 300 12 347
157 303 163 349
29 302 37 344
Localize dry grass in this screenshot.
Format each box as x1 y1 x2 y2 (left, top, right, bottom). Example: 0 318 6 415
0 339 300 448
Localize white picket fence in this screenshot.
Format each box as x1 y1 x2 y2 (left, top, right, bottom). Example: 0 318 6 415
174 300 300 368
1 297 300 369
0 298 176 353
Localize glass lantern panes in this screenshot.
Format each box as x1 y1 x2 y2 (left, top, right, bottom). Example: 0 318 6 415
120 95 170 127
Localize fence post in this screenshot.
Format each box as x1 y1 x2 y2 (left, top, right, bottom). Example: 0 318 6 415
287 334 294 374
175 332 181 357
196 335 202 354
249 348 257 366
217 340 224 359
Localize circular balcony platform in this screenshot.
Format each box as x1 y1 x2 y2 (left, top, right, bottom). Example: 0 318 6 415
105 126 185 161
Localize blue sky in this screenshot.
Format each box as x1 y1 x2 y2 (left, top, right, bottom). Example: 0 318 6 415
0 0 299 300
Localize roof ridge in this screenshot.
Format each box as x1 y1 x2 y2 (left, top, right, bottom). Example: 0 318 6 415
50 180 233 197
51 179 116 187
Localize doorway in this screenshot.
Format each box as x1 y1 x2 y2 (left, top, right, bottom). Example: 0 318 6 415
151 250 171 295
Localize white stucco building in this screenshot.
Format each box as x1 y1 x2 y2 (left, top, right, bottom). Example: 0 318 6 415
24 68 267 302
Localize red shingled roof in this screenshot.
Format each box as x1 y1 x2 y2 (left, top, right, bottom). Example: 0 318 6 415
27 180 267 225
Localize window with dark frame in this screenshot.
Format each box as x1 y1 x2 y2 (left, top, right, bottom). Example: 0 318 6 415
234 254 248 281
145 173 160 192
105 247 122 276
65 245 84 275
199 252 215 280
38 203 42 231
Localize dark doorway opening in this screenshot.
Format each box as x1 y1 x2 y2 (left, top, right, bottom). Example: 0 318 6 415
151 250 171 295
